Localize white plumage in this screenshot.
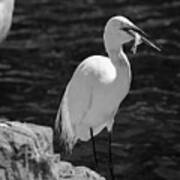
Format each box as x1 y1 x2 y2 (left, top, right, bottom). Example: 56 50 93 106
0 0 14 42
65 54 130 141
55 16 160 155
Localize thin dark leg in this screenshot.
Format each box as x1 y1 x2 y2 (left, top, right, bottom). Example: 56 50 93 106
108 131 115 180
90 127 98 170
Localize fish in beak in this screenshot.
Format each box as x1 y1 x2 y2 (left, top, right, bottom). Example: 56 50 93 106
123 25 161 53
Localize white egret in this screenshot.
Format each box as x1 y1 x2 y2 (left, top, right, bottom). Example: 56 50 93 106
55 16 160 179
0 0 15 42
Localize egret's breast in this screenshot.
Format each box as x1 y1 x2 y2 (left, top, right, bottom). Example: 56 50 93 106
92 59 131 121
97 61 117 84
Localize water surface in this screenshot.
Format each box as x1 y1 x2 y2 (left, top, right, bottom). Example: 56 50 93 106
0 0 180 179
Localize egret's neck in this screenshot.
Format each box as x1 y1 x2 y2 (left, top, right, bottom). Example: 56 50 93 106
107 46 129 66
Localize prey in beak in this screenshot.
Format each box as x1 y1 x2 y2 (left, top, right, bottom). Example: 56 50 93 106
122 25 161 54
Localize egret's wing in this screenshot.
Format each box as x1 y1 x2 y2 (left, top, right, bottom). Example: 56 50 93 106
59 56 114 142
54 61 94 152
65 60 95 128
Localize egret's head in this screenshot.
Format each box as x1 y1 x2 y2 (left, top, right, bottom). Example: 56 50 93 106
103 16 160 54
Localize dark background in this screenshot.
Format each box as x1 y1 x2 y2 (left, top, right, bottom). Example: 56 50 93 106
0 0 180 179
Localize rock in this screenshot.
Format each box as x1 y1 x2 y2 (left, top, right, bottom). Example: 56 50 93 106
0 120 105 180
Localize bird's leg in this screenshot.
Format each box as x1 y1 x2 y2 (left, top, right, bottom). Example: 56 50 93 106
108 131 115 180
90 127 98 170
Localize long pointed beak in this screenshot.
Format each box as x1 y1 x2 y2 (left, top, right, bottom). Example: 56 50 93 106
123 25 161 52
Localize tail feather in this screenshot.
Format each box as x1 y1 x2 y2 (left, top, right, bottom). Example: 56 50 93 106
54 96 77 155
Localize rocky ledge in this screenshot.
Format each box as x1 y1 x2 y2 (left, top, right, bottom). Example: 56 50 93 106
0 119 105 180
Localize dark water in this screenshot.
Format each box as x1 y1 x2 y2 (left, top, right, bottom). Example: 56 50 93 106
0 0 180 179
